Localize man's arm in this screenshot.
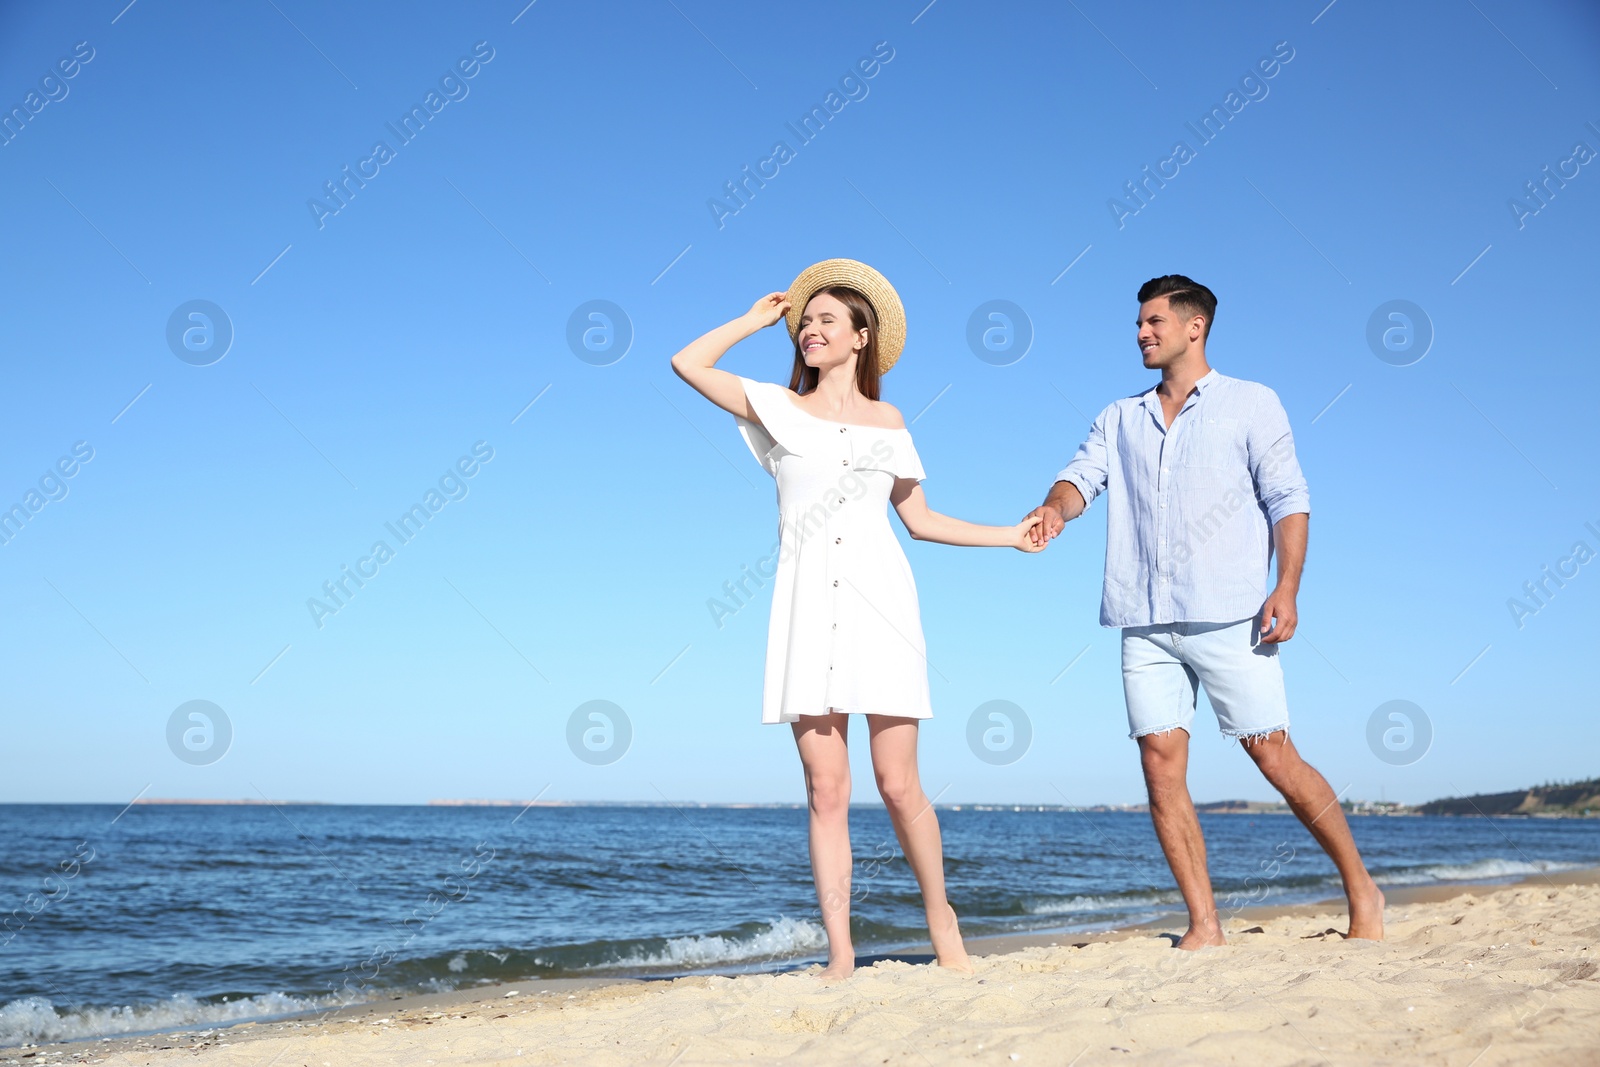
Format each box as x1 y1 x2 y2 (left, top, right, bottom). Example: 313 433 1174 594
1027 408 1110 547
1026 481 1086 547
1258 512 1306 643
1248 387 1310 644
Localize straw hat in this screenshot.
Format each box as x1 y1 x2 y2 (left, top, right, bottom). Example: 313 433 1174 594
784 258 907 374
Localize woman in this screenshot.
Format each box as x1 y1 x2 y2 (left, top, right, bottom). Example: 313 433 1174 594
671 259 1042 980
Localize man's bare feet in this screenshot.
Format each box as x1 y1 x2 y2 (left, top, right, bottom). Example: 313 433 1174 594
1176 915 1226 950
1345 879 1386 941
928 903 974 972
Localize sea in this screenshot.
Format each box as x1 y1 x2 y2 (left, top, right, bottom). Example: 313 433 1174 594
2 802 1597 1047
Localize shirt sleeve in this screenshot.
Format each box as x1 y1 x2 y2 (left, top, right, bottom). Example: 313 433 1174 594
1055 405 1112 510
1248 387 1310 524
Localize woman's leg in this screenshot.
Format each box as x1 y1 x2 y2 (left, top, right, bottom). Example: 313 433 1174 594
792 712 855 979
867 715 972 972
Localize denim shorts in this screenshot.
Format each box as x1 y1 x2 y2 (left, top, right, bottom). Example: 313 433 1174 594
1120 617 1289 742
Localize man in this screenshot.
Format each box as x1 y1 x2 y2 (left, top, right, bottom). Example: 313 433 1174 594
1029 275 1384 948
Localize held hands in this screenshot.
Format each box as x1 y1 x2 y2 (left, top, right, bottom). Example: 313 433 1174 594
1012 514 1046 553
1024 505 1065 548
743 292 792 332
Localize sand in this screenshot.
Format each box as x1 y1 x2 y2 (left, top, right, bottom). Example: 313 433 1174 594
38 872 1600 1066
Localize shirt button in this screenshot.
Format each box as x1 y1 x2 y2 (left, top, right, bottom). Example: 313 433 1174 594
839 427 846 433
835 537 842 544
832 580 839 587
841 459 848 466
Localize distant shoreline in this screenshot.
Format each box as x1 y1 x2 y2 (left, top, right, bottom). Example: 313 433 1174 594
0 798 1594 816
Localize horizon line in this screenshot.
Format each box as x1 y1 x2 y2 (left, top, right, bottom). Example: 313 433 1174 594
0 797 1428 809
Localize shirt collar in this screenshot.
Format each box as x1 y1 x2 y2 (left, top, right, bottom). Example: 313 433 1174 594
1140 368 1221 412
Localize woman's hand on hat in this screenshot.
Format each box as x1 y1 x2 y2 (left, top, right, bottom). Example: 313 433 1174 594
744 292 792 331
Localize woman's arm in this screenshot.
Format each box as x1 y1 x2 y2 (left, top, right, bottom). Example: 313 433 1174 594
669 292 791 419
891 480 1043 552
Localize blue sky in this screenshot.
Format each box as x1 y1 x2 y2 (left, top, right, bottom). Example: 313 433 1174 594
1 0 1596 807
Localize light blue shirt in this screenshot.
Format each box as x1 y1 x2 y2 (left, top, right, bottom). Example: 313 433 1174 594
1056 369 1310 628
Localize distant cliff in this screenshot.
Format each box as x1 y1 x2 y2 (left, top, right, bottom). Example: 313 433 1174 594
1417 778 1600 817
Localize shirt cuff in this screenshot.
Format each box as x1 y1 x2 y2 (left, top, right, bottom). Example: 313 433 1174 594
1264 489 1310 526
1056 469 1099 510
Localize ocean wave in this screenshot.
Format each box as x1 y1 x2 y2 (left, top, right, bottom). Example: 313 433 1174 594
1022 889 1184 916
596 916 827 969
1022 857 1588 918
0 991 335 1049
1373 857 1585 886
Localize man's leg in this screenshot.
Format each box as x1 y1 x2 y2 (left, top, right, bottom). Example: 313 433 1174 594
1138 728 1226 948
1190 617 1386 942
1241 732 1385 940
1122 625 1222 949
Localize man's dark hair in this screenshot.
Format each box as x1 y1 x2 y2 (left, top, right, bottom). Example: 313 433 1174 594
1137 275 1217 339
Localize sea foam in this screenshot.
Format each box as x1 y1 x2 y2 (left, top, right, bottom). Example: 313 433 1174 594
602 916 827 969
0 991 334 1048
1374 857 1584 886
1023 889 1185 916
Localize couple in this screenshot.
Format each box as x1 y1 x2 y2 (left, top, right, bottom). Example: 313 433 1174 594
670 260 1383 980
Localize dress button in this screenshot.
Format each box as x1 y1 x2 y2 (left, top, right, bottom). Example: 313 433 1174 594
839 427 846 433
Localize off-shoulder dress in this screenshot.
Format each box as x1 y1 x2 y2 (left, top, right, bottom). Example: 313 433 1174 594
732 375 933 725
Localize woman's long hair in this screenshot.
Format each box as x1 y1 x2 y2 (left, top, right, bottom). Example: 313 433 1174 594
787 286 882 401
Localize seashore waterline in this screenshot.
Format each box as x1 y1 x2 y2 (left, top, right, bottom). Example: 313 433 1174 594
1 802 1596 1046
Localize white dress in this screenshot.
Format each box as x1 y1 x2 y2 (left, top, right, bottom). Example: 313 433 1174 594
732 376 933 725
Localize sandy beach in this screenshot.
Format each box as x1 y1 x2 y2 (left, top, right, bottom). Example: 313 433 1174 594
27 869 1594 1067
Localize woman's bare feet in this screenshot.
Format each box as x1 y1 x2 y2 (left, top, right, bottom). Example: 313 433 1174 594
1345 879 1386 941
928 903 974 972
816 950 855 982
